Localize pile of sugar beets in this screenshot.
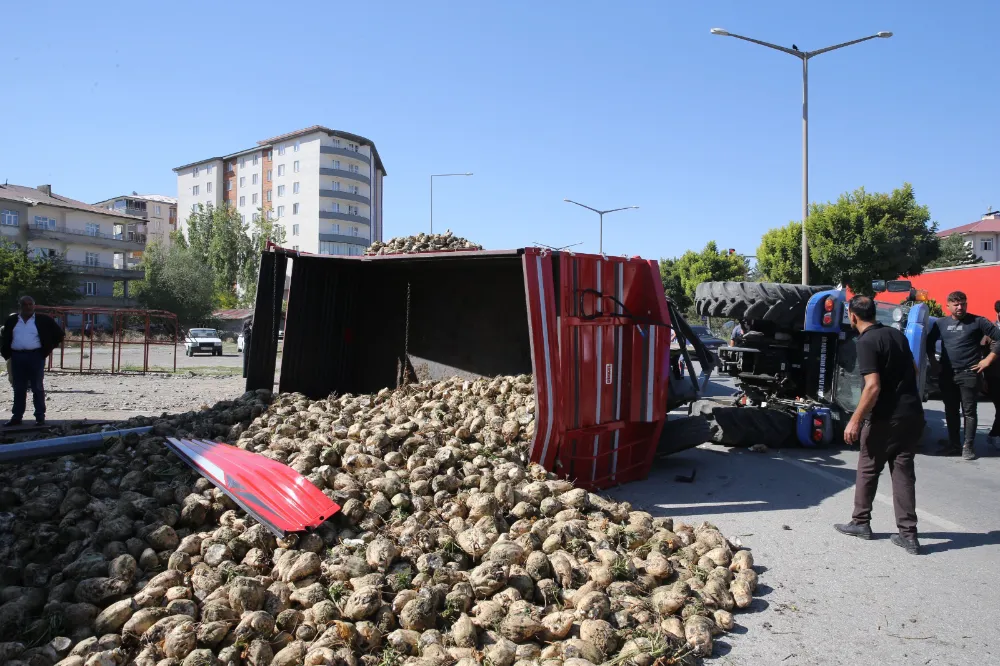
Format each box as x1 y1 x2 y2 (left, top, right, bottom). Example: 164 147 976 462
364 232 482 256
0 375 761 666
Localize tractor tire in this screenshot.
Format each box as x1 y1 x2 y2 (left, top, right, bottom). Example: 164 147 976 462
690 399 796 448
694 281 832 330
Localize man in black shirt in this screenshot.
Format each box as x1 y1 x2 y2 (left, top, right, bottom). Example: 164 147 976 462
835 295 924 555
926 291 1000 460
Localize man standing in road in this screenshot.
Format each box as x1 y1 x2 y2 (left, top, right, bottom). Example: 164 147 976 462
835 295 924 555
0 296 64 427
926 291 1000 460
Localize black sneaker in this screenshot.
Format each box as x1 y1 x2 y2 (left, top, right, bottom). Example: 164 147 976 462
1 419 22 428
962 446 977 461
35 418 45 427
891 533 920 555
834 522 873 540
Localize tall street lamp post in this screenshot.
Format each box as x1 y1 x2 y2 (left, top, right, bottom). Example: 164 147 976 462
710 28 892 285
430 173 473 234
563 199 639 254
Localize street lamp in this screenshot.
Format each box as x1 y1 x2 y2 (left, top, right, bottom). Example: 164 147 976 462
710 28 892 284
563 199 639 254
430 173 473 234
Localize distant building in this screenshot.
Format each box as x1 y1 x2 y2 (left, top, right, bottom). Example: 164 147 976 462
93 193 178 253
936 210 1000 263
173 125 386 256
0 183 145 306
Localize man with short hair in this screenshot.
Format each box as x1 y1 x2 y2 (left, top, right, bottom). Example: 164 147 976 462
835 295 924 555
926 291 1000 459
729 320 746 346
0 296 64 427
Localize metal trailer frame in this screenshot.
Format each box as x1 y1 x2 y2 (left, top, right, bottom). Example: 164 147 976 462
34 306 179 374
246 244 672 490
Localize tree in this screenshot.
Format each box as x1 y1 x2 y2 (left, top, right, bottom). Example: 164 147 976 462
0 240 81 314
131 241 216 326
926 233 981 269
186 203 248 307
755 221 833 285
238 209 287 307
659 242 748 312
805 183 940 295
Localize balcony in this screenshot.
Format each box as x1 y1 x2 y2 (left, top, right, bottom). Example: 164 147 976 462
320 145 371 165
318 232 370 247
65 259 144 280
27 225 146 250
319 167 370 186
319 210 371 226
319 189 371 205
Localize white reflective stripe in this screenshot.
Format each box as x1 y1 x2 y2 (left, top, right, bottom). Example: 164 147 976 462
536 256 555 465
646 325 656 420
593 262 602 480
613 262 623 479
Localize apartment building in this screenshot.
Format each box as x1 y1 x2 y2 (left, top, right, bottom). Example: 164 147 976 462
93 193 178 252
0 183 145 305
936 209 1000 263
174 125 385 256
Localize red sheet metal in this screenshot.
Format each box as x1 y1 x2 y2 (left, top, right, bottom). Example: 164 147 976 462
165 438 340 537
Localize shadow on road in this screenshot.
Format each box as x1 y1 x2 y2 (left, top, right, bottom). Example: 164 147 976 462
917 530 1000 554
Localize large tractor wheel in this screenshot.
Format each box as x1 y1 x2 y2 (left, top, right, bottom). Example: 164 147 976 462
690 399 796 448
694 281 832 330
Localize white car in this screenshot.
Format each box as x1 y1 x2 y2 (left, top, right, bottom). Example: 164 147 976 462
185 328 224 357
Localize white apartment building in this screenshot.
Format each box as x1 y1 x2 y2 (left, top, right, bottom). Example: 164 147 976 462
93 193 178 252
174 126 385 256
936 210 1000 263
0 183 145 305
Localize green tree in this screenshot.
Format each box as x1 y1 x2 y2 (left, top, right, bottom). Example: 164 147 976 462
658 257 689 311
805 183 940 295
926 233 981 269
130 241 216 326
0 240 81 314
238 208 287 307
755 221 833 285
659 242 747 312
186 203 249 307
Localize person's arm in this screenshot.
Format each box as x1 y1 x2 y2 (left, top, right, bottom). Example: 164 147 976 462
975 318 1000 372
846 336 881 445
926 320 941 369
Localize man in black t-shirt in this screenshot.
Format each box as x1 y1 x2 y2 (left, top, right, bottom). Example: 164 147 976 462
835 295 924 555
926 291 1000 460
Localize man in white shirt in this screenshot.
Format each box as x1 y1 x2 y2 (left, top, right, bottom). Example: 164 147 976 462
1 295 64 427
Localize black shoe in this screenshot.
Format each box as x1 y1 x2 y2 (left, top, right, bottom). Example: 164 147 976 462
834 522 873 540
2 419 22 428
933 445 962 457
962 446 977 461
891 533 920 555
35 418 45 427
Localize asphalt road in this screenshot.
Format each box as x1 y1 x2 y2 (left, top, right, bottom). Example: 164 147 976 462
613 372 1000 665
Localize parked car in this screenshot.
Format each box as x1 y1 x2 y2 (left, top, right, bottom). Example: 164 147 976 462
688 325 727 351
185 328 224 357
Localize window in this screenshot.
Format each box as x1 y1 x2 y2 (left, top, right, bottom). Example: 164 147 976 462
85 252 100 267
241 158 246 168
277 185 285 197
239 196 246 207
294 140 300 152
225 181 232 191
240 176 245 187
267 191 272 202
278 144 286 156
267 169 272 182
348 205 359 216
241 214 246 224
293 203 300 215
348 164 359 174
292 224 300 236
252 193 258 205
331 181 341 191
33 216 56 230
293 182 300 194
206 165 213 175
33 248 56 259
349 185 359 195
982 238 994 252
331 160 340 169
227 162 234 173
252 213 259 222
331 138 341 147
330 203 340 213
352 226 359 236
252 173 258 185
277 205 285 218
293 245 300 251
1 210 18 226
348 142 358 152
277 164 285 177
193 166 200 177
332 224 340 233
253 154 259 166
293 160 300 173
154 205 161 215
84 282 97 296
206 182 212 193
192 185 199 195
265 150 272 159
85 223 100 236
191 204 198 212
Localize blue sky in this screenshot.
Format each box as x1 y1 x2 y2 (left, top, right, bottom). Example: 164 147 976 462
3 1 998 259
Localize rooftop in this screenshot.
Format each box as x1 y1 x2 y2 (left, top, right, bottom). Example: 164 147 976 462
93 193 177 205
0 183 137 220
937 212 1000 237
213 308 254 320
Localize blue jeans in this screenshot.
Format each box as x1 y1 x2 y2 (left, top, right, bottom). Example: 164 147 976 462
10 349 46 421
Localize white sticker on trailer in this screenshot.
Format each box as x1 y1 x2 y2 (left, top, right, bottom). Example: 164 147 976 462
605 363 613 385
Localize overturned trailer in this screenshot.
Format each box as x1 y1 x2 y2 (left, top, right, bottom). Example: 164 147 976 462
245 245 711 490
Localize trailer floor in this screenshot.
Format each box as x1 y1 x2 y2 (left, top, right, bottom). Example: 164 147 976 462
619 377 1000 665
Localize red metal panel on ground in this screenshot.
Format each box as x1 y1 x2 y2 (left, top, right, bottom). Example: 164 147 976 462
165 437 340 537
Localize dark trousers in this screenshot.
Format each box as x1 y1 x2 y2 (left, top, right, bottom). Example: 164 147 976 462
852 418 922 537
10 349 46 421
940 370 980 447
986 374 1000 437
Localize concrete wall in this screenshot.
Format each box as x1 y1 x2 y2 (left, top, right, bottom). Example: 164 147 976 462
176 159 223 237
